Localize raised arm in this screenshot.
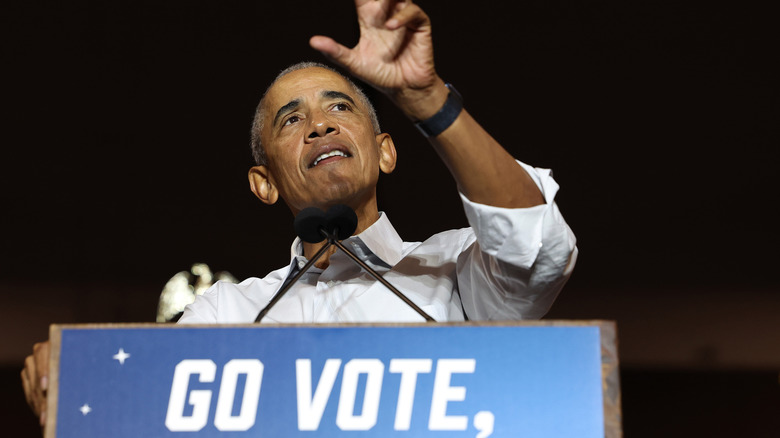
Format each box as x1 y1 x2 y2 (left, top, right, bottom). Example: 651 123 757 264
310 0 544 208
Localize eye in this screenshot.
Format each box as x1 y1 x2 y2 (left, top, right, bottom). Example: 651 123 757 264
332 102 350 112
283 114 300 126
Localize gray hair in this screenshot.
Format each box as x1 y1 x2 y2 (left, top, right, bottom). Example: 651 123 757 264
250 62 381 166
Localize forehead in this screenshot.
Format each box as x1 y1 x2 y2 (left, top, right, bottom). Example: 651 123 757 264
264 67 356 111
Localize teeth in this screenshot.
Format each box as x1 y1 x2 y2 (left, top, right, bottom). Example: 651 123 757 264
313 150 348 166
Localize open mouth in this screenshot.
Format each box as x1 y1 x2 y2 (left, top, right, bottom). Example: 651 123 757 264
310 150 350 168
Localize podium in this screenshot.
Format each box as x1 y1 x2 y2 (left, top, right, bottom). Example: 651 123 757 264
46 321 621 437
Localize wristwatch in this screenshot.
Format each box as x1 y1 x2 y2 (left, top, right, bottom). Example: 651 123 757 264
414 83 463 138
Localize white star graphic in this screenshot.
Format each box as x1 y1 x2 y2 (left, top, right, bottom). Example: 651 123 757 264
79 404 92 416
113 348 131 365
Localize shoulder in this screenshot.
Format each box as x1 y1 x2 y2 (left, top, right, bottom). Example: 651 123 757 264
178 265 290 324
212 265 290 299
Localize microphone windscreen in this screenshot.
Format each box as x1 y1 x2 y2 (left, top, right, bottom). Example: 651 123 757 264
294 207 328 243
326 204 358 240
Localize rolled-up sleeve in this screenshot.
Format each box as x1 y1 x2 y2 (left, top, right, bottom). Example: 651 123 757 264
457 160 578 320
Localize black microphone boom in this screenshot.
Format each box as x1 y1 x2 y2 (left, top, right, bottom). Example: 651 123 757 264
254 205 435 323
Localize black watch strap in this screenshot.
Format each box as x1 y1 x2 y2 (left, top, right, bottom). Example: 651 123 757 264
414 83 463 138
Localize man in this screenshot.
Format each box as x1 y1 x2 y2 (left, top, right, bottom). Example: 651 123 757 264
179 0 576 323
22 0 577 427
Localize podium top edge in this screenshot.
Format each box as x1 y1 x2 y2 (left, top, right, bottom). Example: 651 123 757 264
51 320 616 331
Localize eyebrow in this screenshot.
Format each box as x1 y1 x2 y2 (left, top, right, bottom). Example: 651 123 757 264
273 98 301 127
321 90 356 106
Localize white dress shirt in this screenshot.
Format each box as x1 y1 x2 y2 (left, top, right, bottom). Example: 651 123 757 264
178 161 577 324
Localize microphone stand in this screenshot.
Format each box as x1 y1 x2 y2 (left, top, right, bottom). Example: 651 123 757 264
253 240 332 323
326 230 435 322
254 228 435 323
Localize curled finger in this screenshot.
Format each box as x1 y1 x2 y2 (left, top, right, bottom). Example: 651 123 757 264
385 2 429 30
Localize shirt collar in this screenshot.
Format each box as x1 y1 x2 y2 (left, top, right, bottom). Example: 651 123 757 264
289 211 404 267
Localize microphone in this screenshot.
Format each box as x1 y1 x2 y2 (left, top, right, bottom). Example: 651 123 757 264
294 205 358 243
254 205 435 323
324 204 358 241
293 207 330 243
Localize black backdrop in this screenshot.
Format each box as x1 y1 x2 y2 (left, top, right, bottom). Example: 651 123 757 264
2 1 778 436
3 0 776 288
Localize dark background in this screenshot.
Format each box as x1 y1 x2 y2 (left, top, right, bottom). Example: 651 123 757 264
2 1 777 436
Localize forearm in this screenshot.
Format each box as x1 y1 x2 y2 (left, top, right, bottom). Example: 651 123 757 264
430 109 544 208
394 80 545 209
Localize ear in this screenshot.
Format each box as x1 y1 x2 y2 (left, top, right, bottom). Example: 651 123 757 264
248 165 279 205
376 133 397 174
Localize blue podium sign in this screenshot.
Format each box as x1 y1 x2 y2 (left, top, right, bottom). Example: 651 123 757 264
47 322 620 438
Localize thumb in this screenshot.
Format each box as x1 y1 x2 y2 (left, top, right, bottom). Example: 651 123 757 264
309 36 354 68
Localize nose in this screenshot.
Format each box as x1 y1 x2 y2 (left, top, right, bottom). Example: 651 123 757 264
306 111 339 141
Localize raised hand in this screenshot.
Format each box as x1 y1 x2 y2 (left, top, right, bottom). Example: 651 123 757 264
309 0 445 117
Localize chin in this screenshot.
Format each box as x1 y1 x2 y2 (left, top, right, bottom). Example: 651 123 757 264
316 185 371 209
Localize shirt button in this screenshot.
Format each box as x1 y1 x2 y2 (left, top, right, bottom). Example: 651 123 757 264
327 280 335 287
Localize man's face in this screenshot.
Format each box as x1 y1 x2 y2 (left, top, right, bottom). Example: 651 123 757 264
257 67 390 214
